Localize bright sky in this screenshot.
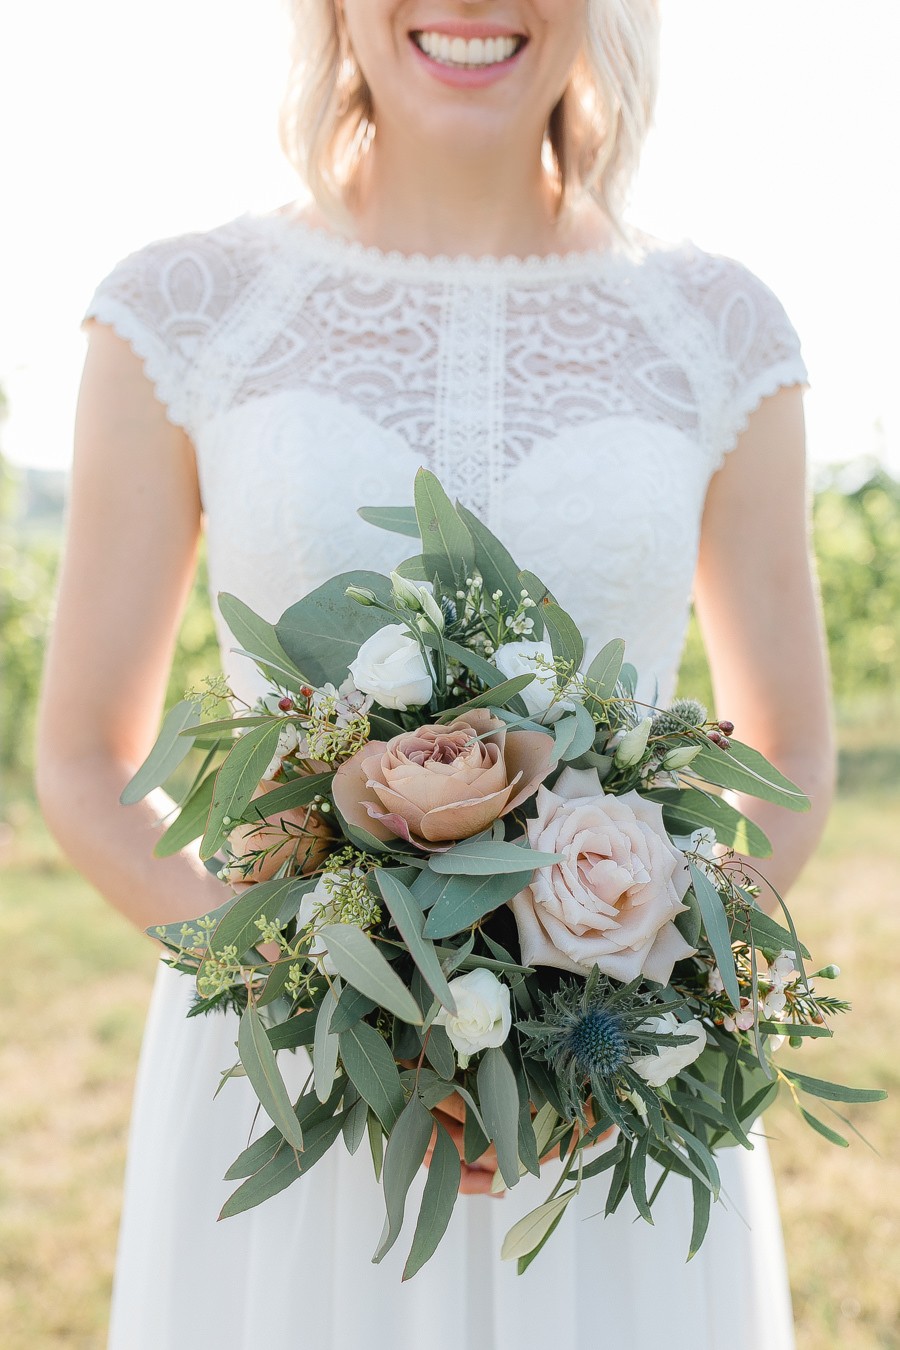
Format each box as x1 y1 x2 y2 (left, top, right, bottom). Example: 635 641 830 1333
1 0 898 473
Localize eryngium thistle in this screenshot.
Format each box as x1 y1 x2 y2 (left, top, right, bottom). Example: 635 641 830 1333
517 968 691 1125
650 697 707 739
566 1008 628 1078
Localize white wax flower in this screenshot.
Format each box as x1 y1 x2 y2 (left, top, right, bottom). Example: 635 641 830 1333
434 968 512 1068
295 873 350 976
493 639 577 722
630 1012 707 1087
262 722 300 781
348 624 433 710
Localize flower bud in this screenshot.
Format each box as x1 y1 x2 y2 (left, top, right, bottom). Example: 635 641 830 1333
814 964 841 980
662 745 702 770
614 716 653 767
718 719 735 736
345 585 380 606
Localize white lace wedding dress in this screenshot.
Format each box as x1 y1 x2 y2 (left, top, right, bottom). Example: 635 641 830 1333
86 208 807 1349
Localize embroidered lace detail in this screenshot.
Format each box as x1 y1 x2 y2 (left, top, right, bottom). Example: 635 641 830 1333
83 211 808 707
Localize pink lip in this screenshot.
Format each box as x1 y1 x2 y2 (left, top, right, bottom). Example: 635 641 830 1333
408 32 527 88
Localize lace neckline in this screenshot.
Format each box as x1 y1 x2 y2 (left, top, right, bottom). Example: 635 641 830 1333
248 207 652 285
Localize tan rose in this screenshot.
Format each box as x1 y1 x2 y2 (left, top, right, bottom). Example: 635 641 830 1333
510 766 696 984
225 779 335 881
332 708 554 850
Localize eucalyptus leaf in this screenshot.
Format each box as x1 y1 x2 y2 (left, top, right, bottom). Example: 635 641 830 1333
500 1191 574 1261
429 841 562 876
237 1007 306 1151
376 871 457 1013
329 984 378 1033
436 673 535 720
219 1111 346 1219
240 772 333 820
687 738 809 811
541 602 584 672
338 1021 406 1131
153 769 217 857
585 638 626 696
373 1094 434 1263
342 1094 369 1155
422 869 533 939
402 1122 461 1280
454 502 531 624
266 1008 317 1051
357 504 421 538
414 468 474 587
782 1070 887 1104
200 721 286 859
648 787 773 858
423 1024 456 1080
313 980 342 1103
688 1174 712 1259
205 876 310 964
689 863 741 1011
275 571 395 688
219 592 306 688
320 924 422 1024
477 1048 521 1190
800 1107 849 1147
121 700 197 805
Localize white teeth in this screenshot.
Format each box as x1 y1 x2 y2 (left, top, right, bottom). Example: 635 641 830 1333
413 31 522 68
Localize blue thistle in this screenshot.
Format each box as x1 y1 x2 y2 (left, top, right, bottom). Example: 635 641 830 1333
565 1008 628 1078
517 968 689 1125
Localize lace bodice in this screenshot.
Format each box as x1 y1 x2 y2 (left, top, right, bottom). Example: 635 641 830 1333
84 210 808 708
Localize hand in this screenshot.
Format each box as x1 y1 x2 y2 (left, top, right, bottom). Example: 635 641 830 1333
425 1090 501 1197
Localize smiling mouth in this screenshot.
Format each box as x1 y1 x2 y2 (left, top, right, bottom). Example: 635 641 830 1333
411 31 527 69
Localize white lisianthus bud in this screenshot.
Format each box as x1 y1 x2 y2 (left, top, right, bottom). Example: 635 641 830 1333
614 716 653 767
434 969 512 1068
630 1013 707 1087
345 585 380 606
390 572 445 632
661 745 702 770
493 640 579 722
348 624 433 710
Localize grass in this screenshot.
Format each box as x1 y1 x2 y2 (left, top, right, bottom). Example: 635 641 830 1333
1 715 898 1348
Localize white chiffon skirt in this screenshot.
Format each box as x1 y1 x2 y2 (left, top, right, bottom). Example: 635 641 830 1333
107 959 795 1349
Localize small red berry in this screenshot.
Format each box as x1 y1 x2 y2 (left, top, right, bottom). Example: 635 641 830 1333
718 719 735 736
300 686 314 699
719 735 731 749
707 730 724 746
277 696 293 712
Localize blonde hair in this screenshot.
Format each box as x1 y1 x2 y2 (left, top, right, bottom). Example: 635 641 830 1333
280 0 660 234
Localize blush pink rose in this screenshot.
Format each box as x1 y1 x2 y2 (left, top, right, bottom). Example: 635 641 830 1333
332 708 554 850
510 766 696 984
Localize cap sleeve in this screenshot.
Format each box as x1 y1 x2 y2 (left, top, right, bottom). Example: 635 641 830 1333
83 230 237 437
702 255 809 465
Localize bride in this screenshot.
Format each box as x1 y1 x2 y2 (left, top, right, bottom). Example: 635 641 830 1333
37 1 835 1346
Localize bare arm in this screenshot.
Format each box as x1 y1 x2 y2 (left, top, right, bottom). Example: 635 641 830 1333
693 385 837 910
36 325 226 931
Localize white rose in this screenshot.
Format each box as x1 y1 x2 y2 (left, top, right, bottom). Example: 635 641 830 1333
510 767 695 985
434 968 512 1068
348 624 433 710
630 1012 706 1087
493 640 578 722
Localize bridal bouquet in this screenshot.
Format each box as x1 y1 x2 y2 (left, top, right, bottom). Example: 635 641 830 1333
125 469 884 1278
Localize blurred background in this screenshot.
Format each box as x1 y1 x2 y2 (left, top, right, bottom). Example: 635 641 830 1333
1 1 897 1345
